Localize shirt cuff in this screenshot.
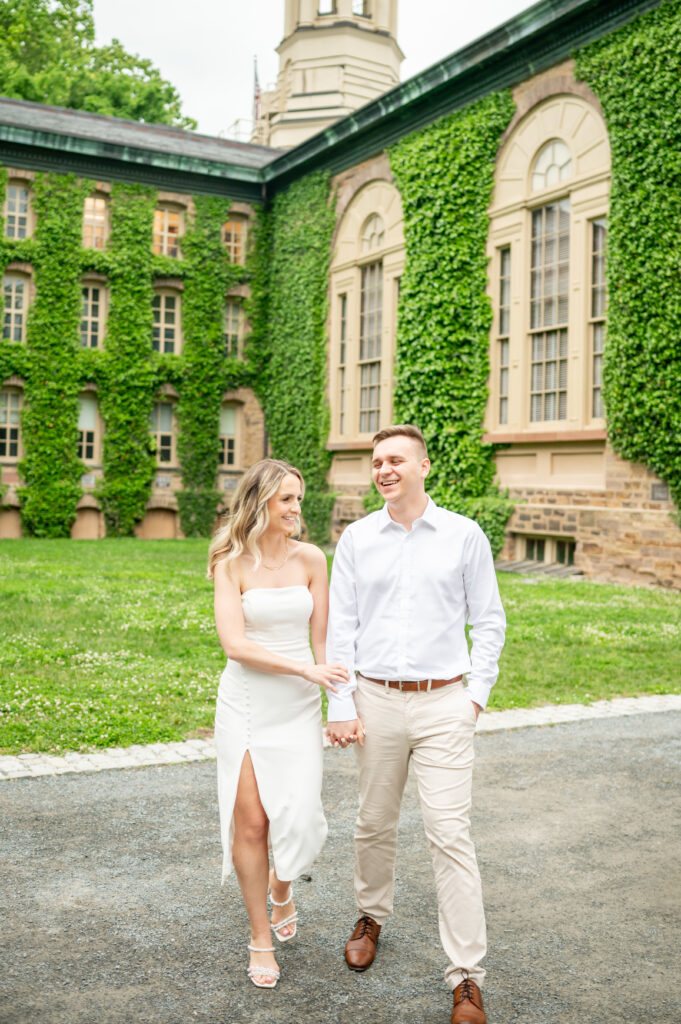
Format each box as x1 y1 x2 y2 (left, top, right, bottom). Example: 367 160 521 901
326 684 358 722
465 679 493 710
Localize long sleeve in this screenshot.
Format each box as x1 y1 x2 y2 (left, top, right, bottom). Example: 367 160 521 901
462 524 506 709
326 528 360 721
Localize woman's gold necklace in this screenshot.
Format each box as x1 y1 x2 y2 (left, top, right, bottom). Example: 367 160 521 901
261 538 289 572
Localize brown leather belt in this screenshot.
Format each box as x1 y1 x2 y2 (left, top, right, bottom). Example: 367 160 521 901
362 675 462 692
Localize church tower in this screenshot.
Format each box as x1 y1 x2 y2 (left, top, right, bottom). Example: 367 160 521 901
253 1 403 148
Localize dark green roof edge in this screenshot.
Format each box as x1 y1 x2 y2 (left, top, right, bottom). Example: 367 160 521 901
263 0 663 193
0 125 267 204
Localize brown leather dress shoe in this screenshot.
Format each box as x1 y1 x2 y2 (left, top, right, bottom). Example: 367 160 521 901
344 915 381 971
451 976 486 1024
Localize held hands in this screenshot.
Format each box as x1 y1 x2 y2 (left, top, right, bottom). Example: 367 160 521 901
301 662 350 695
326 718 365 748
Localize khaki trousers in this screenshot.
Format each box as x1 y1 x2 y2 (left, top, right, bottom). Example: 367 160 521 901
353 675 486 990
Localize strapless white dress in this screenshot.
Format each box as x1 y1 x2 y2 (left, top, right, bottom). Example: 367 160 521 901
214 585 327 883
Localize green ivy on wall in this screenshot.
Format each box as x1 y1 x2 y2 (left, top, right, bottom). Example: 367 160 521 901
388 91 516 556
176 194 246 537
0 169 250 537
576 0 681 516
94 183 157 536
248 172 336 543
0 172 89 536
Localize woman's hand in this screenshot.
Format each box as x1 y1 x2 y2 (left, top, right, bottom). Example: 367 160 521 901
300 662 349 694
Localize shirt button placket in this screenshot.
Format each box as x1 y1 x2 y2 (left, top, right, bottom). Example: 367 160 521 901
397 532 408 679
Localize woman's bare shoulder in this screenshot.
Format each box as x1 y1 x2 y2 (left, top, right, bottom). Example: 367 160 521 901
294 540 327 569
214 553 249 589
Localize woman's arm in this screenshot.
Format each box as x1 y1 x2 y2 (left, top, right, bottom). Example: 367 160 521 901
213 560 347 692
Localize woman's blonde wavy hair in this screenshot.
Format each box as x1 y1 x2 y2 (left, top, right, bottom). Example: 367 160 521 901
207 458 304 578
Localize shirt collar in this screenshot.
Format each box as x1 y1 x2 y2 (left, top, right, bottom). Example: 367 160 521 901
377 495 438 532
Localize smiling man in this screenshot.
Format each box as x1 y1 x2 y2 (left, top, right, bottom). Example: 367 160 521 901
326 424 506 1024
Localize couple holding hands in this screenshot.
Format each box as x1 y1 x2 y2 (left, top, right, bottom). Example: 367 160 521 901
208 424 506 1024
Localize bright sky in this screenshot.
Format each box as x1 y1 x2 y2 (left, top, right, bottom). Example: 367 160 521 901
92 0 534 137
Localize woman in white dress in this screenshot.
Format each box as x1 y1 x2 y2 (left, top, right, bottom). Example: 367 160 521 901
207 458 349 989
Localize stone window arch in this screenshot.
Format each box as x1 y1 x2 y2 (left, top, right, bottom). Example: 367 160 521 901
329 179 404 440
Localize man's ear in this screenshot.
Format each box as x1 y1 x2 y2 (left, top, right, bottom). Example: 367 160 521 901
421 458 431 479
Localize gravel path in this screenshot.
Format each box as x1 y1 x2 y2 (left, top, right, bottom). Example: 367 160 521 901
1 711 680 1024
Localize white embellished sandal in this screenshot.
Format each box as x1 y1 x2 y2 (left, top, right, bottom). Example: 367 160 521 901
269 888 298 943
246 944 280 989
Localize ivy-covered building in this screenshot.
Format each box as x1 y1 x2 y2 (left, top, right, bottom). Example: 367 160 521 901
1 0 680 589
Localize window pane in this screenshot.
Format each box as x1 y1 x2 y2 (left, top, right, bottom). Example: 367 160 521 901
220 405 236 434
78 395 97 431
531 141 572 192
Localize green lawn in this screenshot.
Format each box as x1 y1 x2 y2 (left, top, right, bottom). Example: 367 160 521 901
1 539 679 755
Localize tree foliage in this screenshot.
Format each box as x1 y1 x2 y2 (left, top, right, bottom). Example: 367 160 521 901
0 0 196 128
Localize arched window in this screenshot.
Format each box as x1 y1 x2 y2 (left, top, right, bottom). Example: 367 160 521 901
0 387 22 460
531 140 572 191
150 401 175 464
153 206 183 258
77 393 99 463
219 403 240 468
3 180 33 240
223 217 247 264
329 180 404 439
152 290 182 354
224 300 244 358
81 279 108 349
361 213 385 253
3 273 30 343
82 194 109 250
488 95 610 438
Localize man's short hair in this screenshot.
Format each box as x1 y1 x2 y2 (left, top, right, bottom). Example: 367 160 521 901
372 424 428 459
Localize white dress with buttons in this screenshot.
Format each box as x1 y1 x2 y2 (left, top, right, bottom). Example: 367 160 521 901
214 585 327 883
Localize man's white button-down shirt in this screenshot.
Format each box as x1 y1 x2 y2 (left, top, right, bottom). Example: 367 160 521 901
326 497 506 721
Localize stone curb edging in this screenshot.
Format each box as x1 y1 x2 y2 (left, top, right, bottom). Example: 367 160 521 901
1 694 679 781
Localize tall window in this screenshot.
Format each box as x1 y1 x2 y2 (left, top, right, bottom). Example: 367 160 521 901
352 0 367 14
224 300 243 358
152 292 181 354
3 274 27 343
338 294 348 435
0 389 21 459
223 218 246 264
82 195 108 249
153 208 182 258
498 247 511 425
77 394 98 462
4 182 31 239
359 262 382 433
150 402 174 463
81 284 104 348
318 0 335 12
219 404 237 467
591 218 607 418
529 200 569 421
